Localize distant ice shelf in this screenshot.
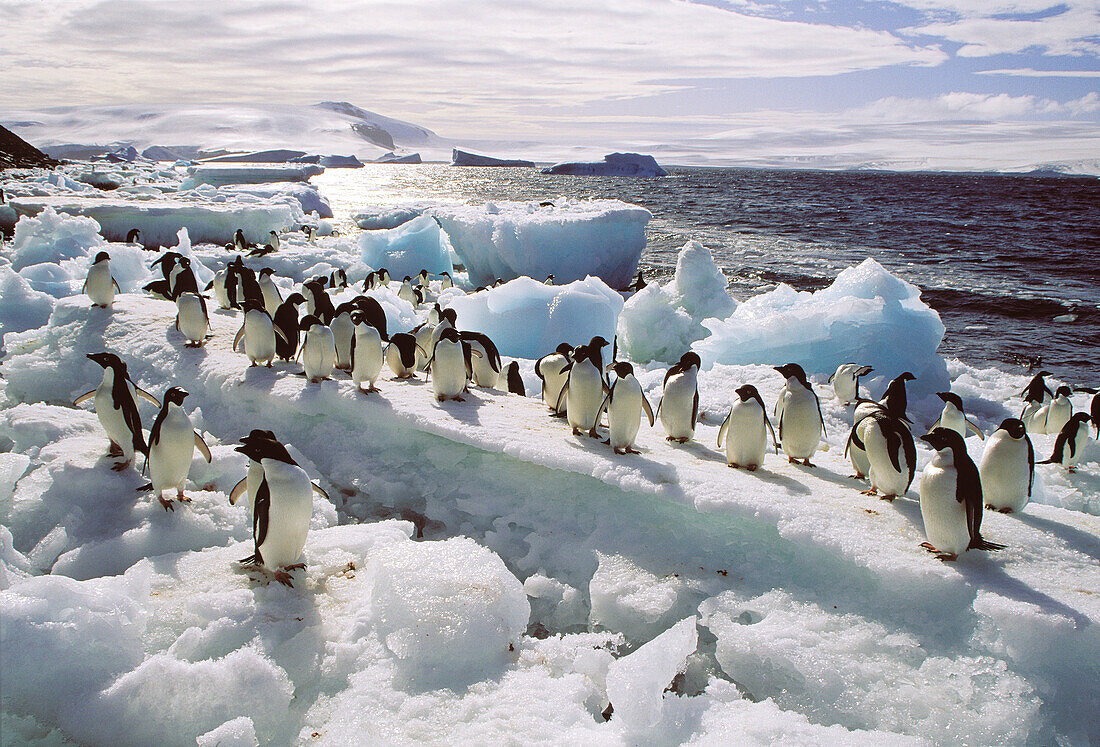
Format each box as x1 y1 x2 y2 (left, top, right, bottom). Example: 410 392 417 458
542 153 668 177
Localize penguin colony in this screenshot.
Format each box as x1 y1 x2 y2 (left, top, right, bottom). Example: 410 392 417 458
75 226 1099 587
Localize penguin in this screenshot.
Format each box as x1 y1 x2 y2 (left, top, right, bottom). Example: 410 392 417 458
459 331 501 389
330 268 349 290
207 267 232 309
1020 371 1053 431
426 327 476 402
501 360 525 396
656 351 701 443
351 295 388 340
918 428 1005 561
330 303 357 371
302 224 317 244
377 268 391 286
175 291 210 347
303 279 335 324
149 251 182 283
828 363 873 406
258 268 283 316
273 293 305 361
599 361 654 454
850 411 915 500
74 352 160 471
233 228 250 253
625 270 646 292
980 418 1034 514
233 300 280 367
545 274 555 285
717 384 777 470
168 256 199 299
362 271 378 292
398 277 419 305
439 271 454 290
559 340 610 438
1034 385 1073 435
143 279 174 301
229 429 280 514
427 303 443 327
266 230 280 253
1039 412 1092 473
298 315 336 383
126 228 142 246
350 312 385 393
83 251 121 308
1092 391 1100 438
929 392 984 440
536 343 573 417
139 387 212 511
233 436 312 587
223 256 247 309
848 372 914 478
773 363 825 466
385 332 424 379
415 269 431 288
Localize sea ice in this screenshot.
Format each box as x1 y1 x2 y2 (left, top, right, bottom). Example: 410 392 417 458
353 204 429 230
219 182 333 219
181 163 324 188
358 214 454 279
604 616 697 729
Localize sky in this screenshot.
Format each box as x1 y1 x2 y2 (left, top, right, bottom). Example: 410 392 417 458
2 0 1099 169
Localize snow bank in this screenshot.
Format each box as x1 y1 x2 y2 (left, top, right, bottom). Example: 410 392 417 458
182 163 324 188
447 276 624 359
9 206 103 271
434 199 650 288
358 214 454 278
542 152 668 177
696 258 949 399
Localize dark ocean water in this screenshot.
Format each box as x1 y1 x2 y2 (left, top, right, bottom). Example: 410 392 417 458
316 166 1100 385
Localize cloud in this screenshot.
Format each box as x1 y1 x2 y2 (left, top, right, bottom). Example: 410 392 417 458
976 68 1100 77
901 5 1100 57
848 91 1100 121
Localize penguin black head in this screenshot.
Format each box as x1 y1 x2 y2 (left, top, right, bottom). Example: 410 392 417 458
440 308 458 326
178 256 191 269
897 372 916 382
259 267 275 277
86 351 125 371
678 351 701 370
1067 412 1092 428
285 293 306 306
1054 385 1072 398
230 255 245 267
545 274 555 284
436 327 461 344
441 272 451 279
242 299 267 314
589 336 610 349
855 365 874 378
920 427 965 454
735 384 761 402
234 435 295 465
555 342 573 357
403 275 412 283
163 386 188 406
335 301 357 317
93 251 111 263
774 363 808 383
612 361 634 379
298 314 323 330
269 230 277 237
997 418 1027 439
937 392 964 409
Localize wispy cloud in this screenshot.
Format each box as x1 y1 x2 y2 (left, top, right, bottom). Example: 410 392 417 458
976 68 1100 77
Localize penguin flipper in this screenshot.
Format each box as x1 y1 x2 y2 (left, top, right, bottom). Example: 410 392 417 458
274 326 289 345
134 387 161 407
641 393 655 427
233 324 246 352
595 393 611 430
312 482 329 501
254 480 271 550
1026 435 1035 496
965 418 985 440
194 432 212 463
229 477 247 506
691 391 699 431
555 382 570 413
765 415 779 453
717 411 730 449
73 390 96 406
113 279 121 293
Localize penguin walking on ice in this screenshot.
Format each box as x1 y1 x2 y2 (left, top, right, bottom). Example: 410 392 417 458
980 418 1034 514
229 429 280 515
425 327 478 402
656 352 701 444
415 269 431 288
536 343 573 417
138 387 212 511
849 410 915 500
559 337 611 438
83 251 121 308
773 363 826 466
258 268 283 317
1033 385 1073 435
600 361 654 454
828 363 873 406
439 272 454 290
1039 412 1092 473
234 435 313 587
175 291 210 347
1020 371 1053 431
233 228 250 253
848 371 914 479
330 303 357 371
273 293 306 361
718 384 777 470
74 352 160 472
350 311 385 393
233 300 282 367
929 391 984 440
386 333 425 379
298 315 337 383
918 428 1005 561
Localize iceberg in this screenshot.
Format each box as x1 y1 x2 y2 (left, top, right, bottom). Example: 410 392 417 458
182 163 324 188
353 204 428 230
219 182 333 219
374 152 422 164
542 153 668 177
451 149 535 168
358 214 454 278
434 199 650 288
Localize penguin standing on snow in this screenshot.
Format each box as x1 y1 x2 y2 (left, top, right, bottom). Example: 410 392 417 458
298 315 336 383
929 392 984 440
234 435 313 587
207 267 232 309
229 429 279 514
138 387 212 511
979 418 1034 514
1034 385 1073 435
919 428 1005 561
273 293 306 361
303 278 335 324
330 268 349 289
459 330 502 389
657 351 701 444
560 337 611 438
828 363 873 406
330 302 357 371
74 352 160 472
350 311 385 393
386 332 425 379
258 268 283 316
848 371 914 479
599 361 655 454
83 251 121 308
168 256 199 300
233 229 250 253
175 291 210 347
536 343 573 417
1039 412 1092 473
850 410 915 500
426 327 477 402
773 363 825 466
126 228 143 247
501 360 525 396
1020 371 1053 430
718 384 777 471
439 272 454 290
233 300 281 367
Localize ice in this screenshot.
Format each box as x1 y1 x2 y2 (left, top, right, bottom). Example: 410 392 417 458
196 717 259 747
358 214 454 278
353 204 428 230
367 536 529 690
604 616 697 729
433 199 650 288
696 258 950 400
589 553 700 644
10 206 104 271
219 182 333 219
447 276 624 359
0 267 54 339
181 163 325 188
541 152 668 177
450 149 534 167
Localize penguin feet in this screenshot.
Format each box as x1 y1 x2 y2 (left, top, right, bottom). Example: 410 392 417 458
626 447 641 454
107 441 124 457
285 563 306 571
728 462 740 469
802 459 815 467
551 411 567 418
273 569 295 588
849 473 866 480
159 496 175 512
920 542 957 562
861 488 878 496
879 494 896 502
111 459 131 472
998 507 1014 514
587 428 599 439
746 465 758 472
573 427 583 436
176 492 191 503
788 457 798 464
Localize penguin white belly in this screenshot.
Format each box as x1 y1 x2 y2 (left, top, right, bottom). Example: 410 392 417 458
176 295 208 344
213 270 231 309
607 384 643 451
414 325 434 371
330 314 354 370
863 420 910 497
85 263 115 306
919 457 970 556
398 283 417 305
725 400 767 468
540 358 568 412
979 433 1030 512
469 344 498 389
777 387 821 459
243 312 276 365
386 345 415 377
260 279 282 316
431 341 467 400
566 362 604 433
1044 398 1071 435
150 406 194 493
256 460 312 570
1062 428 1089 469
1021 401 1044 432
352 326 383 387
833 372 857 404
937 405 967 438
94 373 137 461
660 370 698 441
302 327 336 381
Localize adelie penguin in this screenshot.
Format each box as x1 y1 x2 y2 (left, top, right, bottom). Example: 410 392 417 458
234 435 312 587
849 410 915 500
459 331 502 389
559 337 611 438
233 300 283 367
298 315 336 383
828 363 873 406
175 291 210 347
1032 385 1073 435
657 352 701 444
980 418 1034 513
599 362 654 454
273 293 306 361
258 268 283 316
126 228 143 248
138 387 212 511
74 352 160 472
386 332 425 379
501 360 525 396
168 256 199 300
330 302 357 371
83 251 121 308
929 391 984 440
536 343 573 417
919 428 1005 561
233 228 250 253
426 327 478 402
350 311 385 394
1040 412 1092 473
774 363 826 466
718 384 777 471
1020 370 1053 431
848 371 914 479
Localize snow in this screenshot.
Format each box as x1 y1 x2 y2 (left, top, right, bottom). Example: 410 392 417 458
358 214 454 278
219 182 333 219
10 206 104 271
353 204 429 230
542 152 669 177
182 163 325 188
605 616 697 729
434 199 650 288
447 276 624 360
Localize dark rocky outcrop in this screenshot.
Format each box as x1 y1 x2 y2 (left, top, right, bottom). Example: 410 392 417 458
0 125 61 169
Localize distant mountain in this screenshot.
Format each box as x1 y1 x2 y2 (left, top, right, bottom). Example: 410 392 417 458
0 125 59 169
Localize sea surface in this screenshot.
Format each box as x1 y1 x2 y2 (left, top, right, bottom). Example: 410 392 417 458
313 166 1100 385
